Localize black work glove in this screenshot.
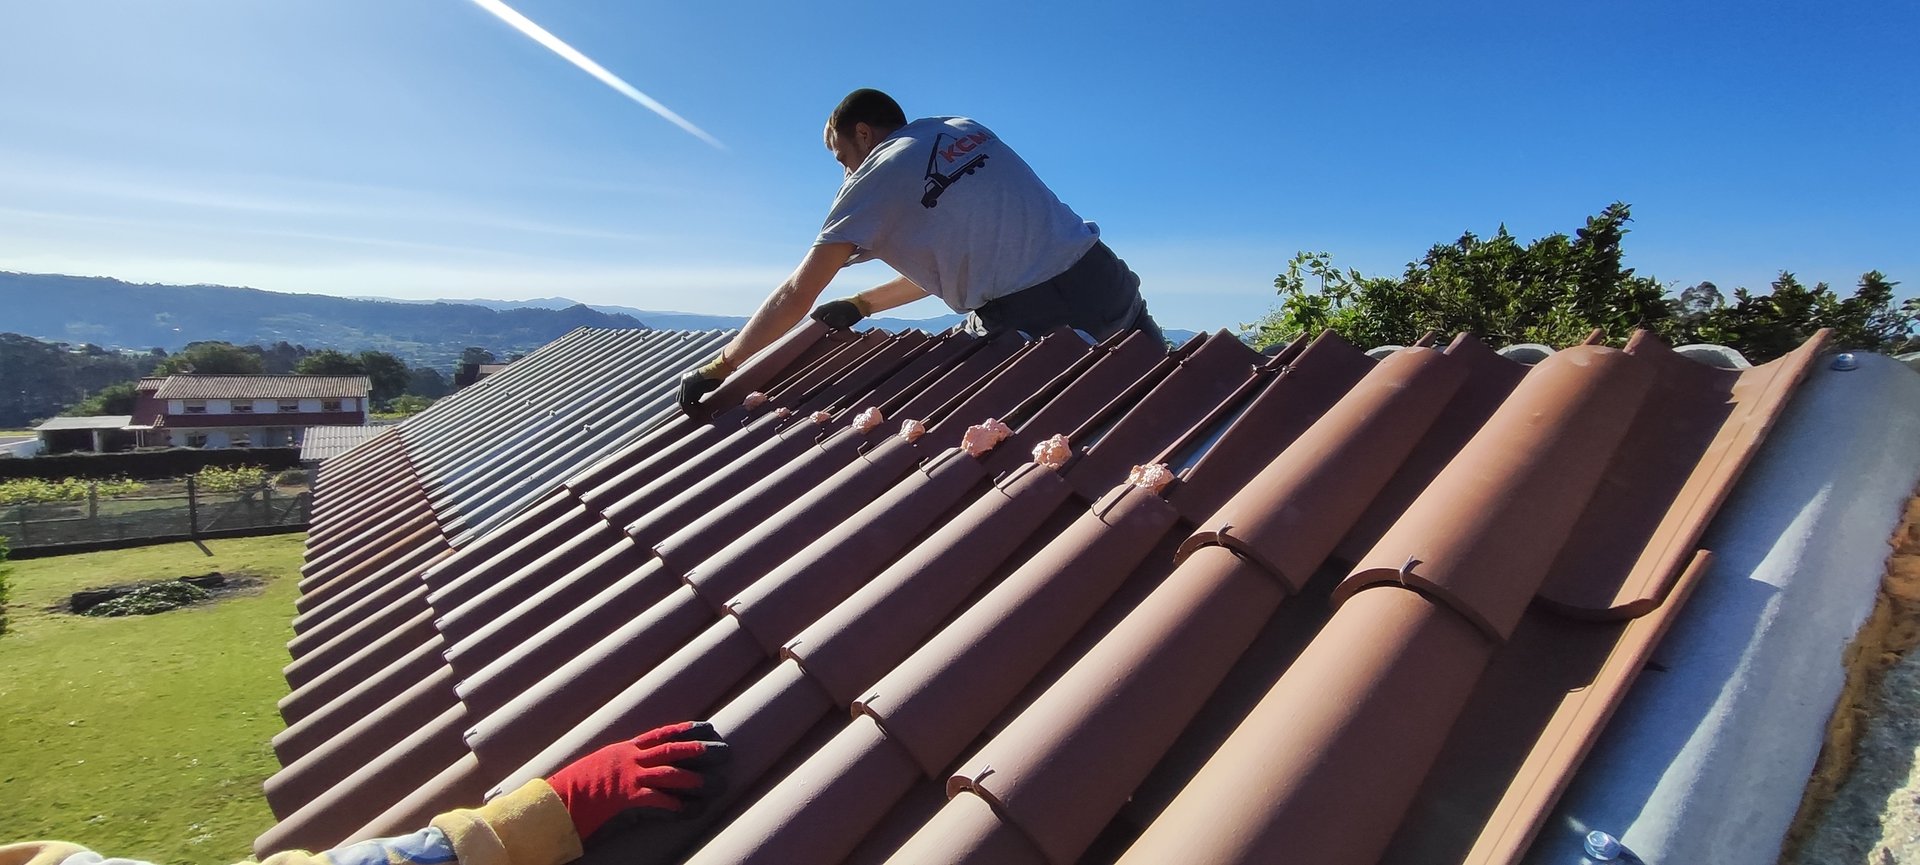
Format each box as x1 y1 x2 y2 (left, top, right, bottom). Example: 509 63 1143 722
809 296 871 329
677 354 732 413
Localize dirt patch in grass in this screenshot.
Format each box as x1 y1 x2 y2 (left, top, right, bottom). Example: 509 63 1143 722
61 573 268 616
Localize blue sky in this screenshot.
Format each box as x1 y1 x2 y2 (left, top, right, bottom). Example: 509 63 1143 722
1 0 1913 331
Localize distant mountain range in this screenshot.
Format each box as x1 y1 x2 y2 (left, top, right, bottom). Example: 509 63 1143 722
0 273 650 369
424 295 971 335
429 296 1198 344
0 272 1196 371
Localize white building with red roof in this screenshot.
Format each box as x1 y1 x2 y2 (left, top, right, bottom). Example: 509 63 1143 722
131 374 370 449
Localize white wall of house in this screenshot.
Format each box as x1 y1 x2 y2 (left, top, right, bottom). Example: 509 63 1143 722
165 428 305 449
166 398 359 415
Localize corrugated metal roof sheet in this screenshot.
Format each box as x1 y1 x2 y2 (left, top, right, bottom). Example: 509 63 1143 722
299 425 385 461
33 415 133 431
256 322 1851 865
153 375 371 400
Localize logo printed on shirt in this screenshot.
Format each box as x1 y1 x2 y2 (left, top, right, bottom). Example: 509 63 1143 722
922 131 992 208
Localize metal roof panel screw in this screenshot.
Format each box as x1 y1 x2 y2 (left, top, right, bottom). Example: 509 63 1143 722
1583 830 1631 861
1832 352 1859 371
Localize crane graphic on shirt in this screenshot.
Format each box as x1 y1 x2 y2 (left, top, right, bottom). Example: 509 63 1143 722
922 131 991 208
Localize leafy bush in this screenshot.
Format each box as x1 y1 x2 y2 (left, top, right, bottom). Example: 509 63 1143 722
0 477 84 504
96 477 147 497
384 394 435 417
1249 203 1673 351
193 465 267 494
1246 203 1914 363
274 469 310 487
1674 271 1915 362
82 581 210 617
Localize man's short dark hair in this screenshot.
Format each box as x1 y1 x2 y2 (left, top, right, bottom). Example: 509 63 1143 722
829 89 906 135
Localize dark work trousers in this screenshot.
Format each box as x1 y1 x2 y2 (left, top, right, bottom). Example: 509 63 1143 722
964 241 1165 344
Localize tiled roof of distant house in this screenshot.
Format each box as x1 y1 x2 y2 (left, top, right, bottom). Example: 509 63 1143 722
153 375 371 400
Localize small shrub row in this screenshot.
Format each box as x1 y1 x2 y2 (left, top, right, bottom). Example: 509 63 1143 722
0 446 301 481
0 476 146 505
194 465 267 494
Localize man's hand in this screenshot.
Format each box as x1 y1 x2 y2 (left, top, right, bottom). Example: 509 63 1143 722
677 354 734 413
809 295 872 330
546 721 730 842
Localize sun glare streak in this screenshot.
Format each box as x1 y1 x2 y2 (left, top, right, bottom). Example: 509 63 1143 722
466 0 725 150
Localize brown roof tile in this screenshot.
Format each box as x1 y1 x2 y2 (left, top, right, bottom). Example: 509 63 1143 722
1112 333 1827 865
256 323 1831 865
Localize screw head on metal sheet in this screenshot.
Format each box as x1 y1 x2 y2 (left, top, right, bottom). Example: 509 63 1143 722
1831 352 1859 371
1583 830 1625 861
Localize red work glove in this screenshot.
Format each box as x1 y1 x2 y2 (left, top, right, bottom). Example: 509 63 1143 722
545 720 729 842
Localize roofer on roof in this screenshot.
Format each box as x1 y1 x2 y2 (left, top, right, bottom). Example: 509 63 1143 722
678 88 1164 411
0 722 726 865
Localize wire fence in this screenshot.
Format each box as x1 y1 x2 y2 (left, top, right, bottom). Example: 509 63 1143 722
0 477 311 553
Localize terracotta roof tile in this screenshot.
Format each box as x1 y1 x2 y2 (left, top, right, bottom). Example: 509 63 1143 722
255 323 1839 865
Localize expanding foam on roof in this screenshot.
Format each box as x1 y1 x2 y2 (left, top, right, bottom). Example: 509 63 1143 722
262 322 1837 865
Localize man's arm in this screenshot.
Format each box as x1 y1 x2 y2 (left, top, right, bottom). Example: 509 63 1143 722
806 275 931 330
849 275 930 316
722 242 856 368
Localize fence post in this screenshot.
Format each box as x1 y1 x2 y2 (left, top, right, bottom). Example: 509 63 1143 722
88 482 98 520
187 475 199 539
263 482 274 528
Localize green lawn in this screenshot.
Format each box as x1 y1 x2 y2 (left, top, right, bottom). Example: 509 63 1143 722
0 534 305 864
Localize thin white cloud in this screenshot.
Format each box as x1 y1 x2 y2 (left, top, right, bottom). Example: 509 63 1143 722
0 161 659 243
467 0 725 150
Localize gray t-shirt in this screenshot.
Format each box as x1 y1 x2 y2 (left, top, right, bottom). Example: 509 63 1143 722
815 117 1098 313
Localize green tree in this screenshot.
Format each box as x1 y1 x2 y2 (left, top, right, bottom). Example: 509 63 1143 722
385 394 436 417
357 351 410 404
153 341 264 375
407 366 452 399
259 341 310 374
460 347 497 366
1246 204 1911 363
0 333 150 426
1248 203 1674 350
1676 271 1915 362
294 349 364 376
65 381 139 416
